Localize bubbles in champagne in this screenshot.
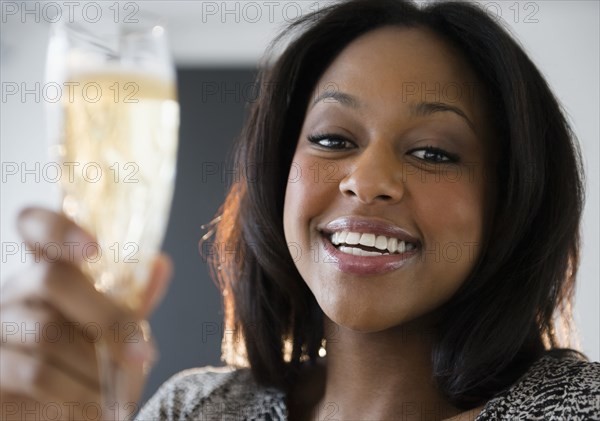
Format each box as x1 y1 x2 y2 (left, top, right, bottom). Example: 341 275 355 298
60 72 179 310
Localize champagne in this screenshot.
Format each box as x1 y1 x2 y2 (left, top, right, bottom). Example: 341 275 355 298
59 73 179 310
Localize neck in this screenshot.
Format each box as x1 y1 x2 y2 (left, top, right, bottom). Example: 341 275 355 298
306 315 465 421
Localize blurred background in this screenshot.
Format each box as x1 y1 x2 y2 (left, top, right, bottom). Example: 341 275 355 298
1 0 598 406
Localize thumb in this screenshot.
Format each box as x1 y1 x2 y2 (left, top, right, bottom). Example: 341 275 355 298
137 253 173 319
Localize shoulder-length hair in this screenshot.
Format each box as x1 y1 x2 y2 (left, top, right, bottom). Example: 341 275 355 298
203 0 585 409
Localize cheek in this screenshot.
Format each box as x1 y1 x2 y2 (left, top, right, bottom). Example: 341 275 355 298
418 167 484 224
410 173 486 268
283 155 336 245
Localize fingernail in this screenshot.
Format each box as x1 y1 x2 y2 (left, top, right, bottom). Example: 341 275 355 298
18 208 44 242
62 223 98 263
125 340 156 363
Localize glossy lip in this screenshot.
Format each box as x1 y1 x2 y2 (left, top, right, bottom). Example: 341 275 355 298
317 216 421 276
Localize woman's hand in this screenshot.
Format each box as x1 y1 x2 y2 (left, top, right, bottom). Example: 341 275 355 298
0 207 172 420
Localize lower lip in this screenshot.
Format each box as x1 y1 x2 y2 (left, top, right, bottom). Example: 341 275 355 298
320 233 419 276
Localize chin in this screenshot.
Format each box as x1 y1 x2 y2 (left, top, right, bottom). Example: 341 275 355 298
316 292 410 333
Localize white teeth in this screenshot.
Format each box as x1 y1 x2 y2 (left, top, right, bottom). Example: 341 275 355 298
328 230 417 255
331 232 339 244
339 246 385 257
398 241 406 253
375 235 388 250
362 249 384 257
359 233 376 247
345 232 361 245
388 237 398 253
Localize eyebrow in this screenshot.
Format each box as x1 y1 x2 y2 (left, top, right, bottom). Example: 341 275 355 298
411 101 476 132
311 90 476 132
311 90 360 109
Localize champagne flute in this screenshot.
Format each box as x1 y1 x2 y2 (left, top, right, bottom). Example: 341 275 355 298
45 13 179 420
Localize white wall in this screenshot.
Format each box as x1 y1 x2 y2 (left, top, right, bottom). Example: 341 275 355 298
1 0 598 360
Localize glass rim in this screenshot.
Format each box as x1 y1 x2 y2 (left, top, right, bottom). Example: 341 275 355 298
50 10 169 38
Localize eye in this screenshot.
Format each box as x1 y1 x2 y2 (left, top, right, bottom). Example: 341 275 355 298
307 133 355 150
409 146 459 163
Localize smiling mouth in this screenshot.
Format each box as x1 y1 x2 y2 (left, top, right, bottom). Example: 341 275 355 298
325 231 419 257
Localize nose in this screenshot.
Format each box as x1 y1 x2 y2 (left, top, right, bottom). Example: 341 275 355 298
339 142 405 204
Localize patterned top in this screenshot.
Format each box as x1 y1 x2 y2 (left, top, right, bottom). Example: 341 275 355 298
135 353 600 420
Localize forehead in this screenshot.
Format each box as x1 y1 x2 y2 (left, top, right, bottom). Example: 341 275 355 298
312 26 489 131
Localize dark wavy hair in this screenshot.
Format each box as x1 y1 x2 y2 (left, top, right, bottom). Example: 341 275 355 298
202 0 586 409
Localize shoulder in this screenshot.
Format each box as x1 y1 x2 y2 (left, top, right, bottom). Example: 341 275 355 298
479 351 600 420
135 365 286 420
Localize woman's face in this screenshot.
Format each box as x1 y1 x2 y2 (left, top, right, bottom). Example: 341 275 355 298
283 26 493 332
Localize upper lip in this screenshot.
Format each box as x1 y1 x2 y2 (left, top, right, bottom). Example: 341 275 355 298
318 216 421 245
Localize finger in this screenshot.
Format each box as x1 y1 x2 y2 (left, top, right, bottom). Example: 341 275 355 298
1 262 153 365
0 302 98 385
0 345 99 404
17 207 97 265
136 253 173 319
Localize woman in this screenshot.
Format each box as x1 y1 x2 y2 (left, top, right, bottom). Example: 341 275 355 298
1 0 598 420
